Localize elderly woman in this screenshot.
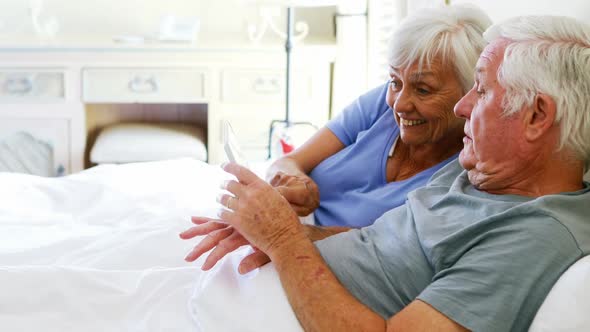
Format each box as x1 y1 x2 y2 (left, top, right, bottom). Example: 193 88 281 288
266 4 491 228
181 5 491 273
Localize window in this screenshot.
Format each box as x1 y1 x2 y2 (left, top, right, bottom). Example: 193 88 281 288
367 0 447 87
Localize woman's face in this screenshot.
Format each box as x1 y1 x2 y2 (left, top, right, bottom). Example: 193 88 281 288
386 57 465 148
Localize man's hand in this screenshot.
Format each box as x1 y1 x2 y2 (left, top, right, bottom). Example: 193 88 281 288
182 162 306 272
269 171 320 216
217 163 306 257
180 216 271 274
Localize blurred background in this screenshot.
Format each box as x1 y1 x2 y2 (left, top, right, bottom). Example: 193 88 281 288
0 0 588 176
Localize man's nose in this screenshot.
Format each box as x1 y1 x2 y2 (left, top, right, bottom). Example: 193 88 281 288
454 92 473 119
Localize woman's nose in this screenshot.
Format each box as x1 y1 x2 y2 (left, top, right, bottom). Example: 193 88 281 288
393 89 414 114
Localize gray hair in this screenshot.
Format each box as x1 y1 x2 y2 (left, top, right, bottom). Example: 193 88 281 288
387 4 492 93
484 16 590 163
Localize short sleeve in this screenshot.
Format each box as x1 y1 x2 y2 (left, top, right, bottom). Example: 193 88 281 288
326 83 390 146
417 216 582 332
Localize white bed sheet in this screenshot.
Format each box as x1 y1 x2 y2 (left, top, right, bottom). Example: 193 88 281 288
2 158 587 331
0 159 241 331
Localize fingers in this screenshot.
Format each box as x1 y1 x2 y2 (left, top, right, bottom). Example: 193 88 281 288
220 180 246 203
269 172 282 186
269 171 290 187
223 162 260 185
216 193 239 211
184 226 234 262
179 220 227 239
275 185 307 205
191 216 213 225
238 249 271 274
191 216 229 226
201 231 249 271
290 204 313 216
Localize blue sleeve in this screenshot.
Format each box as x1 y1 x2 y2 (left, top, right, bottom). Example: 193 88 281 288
417 216 583 332
326 83 390 146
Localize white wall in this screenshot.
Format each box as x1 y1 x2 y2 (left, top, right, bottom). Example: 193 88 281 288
0 0 335 44
452 0 590 23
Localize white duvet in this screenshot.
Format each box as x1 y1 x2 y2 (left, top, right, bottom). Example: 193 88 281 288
3 158 589 331
0 159 301 332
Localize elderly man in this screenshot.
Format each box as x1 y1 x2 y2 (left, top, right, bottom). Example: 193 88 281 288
182 15 590 331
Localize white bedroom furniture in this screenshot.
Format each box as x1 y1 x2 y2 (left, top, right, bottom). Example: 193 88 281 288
0 41 334 174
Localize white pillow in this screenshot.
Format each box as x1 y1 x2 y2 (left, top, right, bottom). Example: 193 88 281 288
90 123 207 164
190 247 303 332
0 131 54 176
529 255 590 331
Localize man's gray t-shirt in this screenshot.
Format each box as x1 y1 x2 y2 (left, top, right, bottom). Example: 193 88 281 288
316 160 590 332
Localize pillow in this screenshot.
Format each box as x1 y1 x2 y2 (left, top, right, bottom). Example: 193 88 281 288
0 131 54 176
190 247 303 332
529 255 590 331
90 123 207 164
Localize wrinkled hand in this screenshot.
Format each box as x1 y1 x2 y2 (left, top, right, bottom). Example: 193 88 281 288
269 171 320 216
180 216 270 274
217 163 306 257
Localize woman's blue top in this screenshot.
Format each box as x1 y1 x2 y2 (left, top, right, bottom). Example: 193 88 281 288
310 83 458 227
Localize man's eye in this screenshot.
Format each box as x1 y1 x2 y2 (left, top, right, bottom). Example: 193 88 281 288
417 88 430 95
390 80 401 90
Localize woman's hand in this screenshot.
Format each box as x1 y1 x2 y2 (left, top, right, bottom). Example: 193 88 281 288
269 171 320 216
180 216 271 274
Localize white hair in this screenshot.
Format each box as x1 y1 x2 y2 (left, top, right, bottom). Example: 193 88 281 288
484 16 590 163
387 4 492 92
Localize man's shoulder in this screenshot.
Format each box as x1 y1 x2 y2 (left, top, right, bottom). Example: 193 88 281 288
533 186 590 254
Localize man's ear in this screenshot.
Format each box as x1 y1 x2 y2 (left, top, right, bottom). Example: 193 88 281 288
524 93 557 142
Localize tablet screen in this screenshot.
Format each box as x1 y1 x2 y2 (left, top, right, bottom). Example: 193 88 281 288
223 120 249 168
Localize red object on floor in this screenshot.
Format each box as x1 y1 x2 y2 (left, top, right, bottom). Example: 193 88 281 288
280 138 295 154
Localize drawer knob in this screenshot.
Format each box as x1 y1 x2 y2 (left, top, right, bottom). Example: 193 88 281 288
128 76 159 94
4 76 33 95
253 76 281 94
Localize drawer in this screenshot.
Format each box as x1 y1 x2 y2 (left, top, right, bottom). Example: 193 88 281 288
82 68 206 103
220 69 313 104
0 118 70 176
0 69 65 102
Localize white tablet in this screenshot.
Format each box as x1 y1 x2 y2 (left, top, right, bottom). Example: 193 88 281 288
222 120 249 168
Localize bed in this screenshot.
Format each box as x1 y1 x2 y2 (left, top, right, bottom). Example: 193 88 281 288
0 158 588 331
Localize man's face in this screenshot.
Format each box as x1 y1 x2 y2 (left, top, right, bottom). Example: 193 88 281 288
453 39 529 190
